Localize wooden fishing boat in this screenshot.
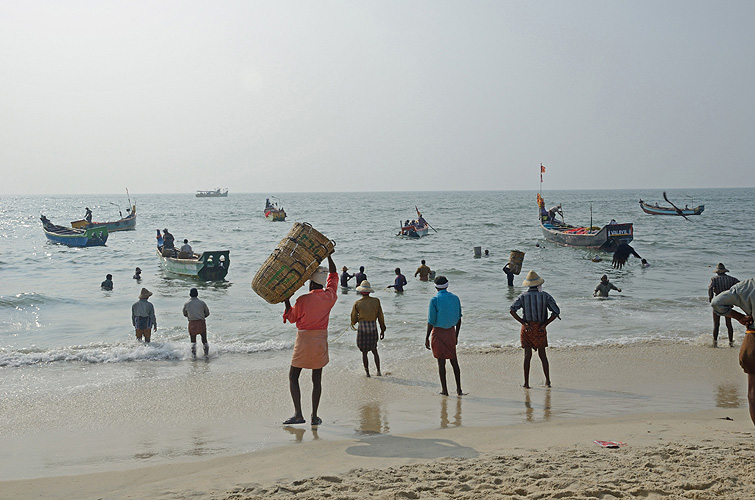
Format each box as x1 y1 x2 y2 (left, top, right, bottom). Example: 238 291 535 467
264 199 286 221
540 218 633 251
71 204 137 231
639 199 704 216
399 222 429 238
41 216 108 247
196 188 228 198
156 248 230 280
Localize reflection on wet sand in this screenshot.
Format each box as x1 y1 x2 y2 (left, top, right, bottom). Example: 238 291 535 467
440 396 462 428
715 383 742 409
357 401 389 435
283 425 319 442
524 389 551 422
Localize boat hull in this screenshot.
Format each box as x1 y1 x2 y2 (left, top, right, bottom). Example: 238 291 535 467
196 189 228 197
43 225 109 247
639 201 704 216
264 209 286 221
400 224 429 238
157 249 230 280
541 221 632 251
71 206 137 232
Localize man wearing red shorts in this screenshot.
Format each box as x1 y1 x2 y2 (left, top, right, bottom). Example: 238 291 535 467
425 276 463 396
510 270 560 388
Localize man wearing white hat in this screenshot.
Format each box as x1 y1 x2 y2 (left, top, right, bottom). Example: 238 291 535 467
282 254 337 426
132 288 157 343
350 280 386 377
510 270 560 388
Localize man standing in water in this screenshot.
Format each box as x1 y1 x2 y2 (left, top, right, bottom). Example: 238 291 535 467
415 260 432 281
510 270 560 388
388 267 407 292
183 288 210 358
425 276 463 396
283 254 337 426
711 277 755 425
708 263 739 347
132 288 157 343
594 275 621 297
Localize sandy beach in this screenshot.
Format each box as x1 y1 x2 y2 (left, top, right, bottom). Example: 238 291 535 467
2 341 754 499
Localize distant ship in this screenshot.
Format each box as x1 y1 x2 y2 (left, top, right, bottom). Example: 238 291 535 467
196 188 228 198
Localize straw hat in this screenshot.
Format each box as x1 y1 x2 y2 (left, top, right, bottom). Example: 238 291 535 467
522 270 544 287
356 280 374 293
714 263 729 274
138 288 153 299
342 266 349 271
310 266 328 286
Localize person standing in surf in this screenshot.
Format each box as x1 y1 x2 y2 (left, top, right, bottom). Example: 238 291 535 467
282 254 337 426
350 280 386 377
425 276 463 396
510 270 560 388
132 288 157 343
183 288 211 359
708 263 739 347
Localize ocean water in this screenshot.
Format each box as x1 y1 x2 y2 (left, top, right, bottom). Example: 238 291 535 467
1 188 753 479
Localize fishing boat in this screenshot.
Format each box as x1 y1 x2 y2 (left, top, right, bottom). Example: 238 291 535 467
196 188 228 198
264 198 286 221
156 248 230 280
71 203 137 232
639 199 704 216
398 207 432 238
540 218 633 251
41 216 108 247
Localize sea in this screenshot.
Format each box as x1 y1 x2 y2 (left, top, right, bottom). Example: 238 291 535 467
1 188 753 479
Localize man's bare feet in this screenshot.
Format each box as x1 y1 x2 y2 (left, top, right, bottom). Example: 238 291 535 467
522 384 530 389
376 371 382 376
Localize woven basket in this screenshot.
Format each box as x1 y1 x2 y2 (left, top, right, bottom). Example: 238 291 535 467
508 250 525 275
252 223 335 303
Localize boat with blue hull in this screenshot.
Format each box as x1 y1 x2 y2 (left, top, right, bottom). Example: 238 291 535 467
157 249 230 281
540 218 633 251
41 216 108 247
71 204 137 232
639 200 704 216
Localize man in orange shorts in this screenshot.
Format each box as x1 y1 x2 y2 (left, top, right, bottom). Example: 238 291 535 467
425 276 463 396
510 270 560 388
711 277 755 425
283 254 337 426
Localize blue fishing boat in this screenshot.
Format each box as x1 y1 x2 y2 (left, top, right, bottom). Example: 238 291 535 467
639 200 704 216
41 216 108 247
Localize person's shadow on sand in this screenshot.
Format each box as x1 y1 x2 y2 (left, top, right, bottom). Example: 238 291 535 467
346 435 477 459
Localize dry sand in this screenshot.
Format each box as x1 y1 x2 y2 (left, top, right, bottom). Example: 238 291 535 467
3 342 755 499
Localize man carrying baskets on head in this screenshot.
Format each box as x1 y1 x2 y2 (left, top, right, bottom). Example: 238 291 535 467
282 254 337 426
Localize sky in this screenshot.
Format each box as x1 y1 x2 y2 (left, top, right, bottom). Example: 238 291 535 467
2 0 754 194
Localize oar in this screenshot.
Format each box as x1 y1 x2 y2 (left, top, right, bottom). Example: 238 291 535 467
663 191 689 221
415 205 438 232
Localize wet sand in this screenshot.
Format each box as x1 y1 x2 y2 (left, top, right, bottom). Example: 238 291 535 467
1 341 753 498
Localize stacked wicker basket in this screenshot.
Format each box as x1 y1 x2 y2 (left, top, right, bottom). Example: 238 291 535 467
508 250 525 275
252 223 335 304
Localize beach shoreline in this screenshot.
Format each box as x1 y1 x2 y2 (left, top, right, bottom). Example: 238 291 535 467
1 340 753 498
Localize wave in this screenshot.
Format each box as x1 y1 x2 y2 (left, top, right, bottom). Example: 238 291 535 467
0 338 294 367
0 292 79 309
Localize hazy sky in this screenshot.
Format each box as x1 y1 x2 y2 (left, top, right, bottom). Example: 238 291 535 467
2 0 753 194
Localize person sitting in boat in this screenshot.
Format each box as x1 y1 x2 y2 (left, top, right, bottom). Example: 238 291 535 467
417 215 427 227
40 215 53 229
162 228 176 256
84 207 93 223
609 219 617 225
178 239 193 259
156 229 163 250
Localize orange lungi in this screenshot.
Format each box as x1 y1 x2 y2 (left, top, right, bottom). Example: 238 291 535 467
291 329 329 369
521 321 548 349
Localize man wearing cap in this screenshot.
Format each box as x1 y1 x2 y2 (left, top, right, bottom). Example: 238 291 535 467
183 288 211 358
510 270 560 388
711 277 755 425
350 280 386 377
132 288 157 343
708 263 739 347
282 254 337 426
340 266 354 288
425 276 463 396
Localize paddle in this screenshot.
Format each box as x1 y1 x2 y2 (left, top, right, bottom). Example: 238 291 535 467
415 205 438 233
663 191 689 221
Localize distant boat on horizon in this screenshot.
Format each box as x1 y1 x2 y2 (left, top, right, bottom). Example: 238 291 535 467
196 188 228 198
